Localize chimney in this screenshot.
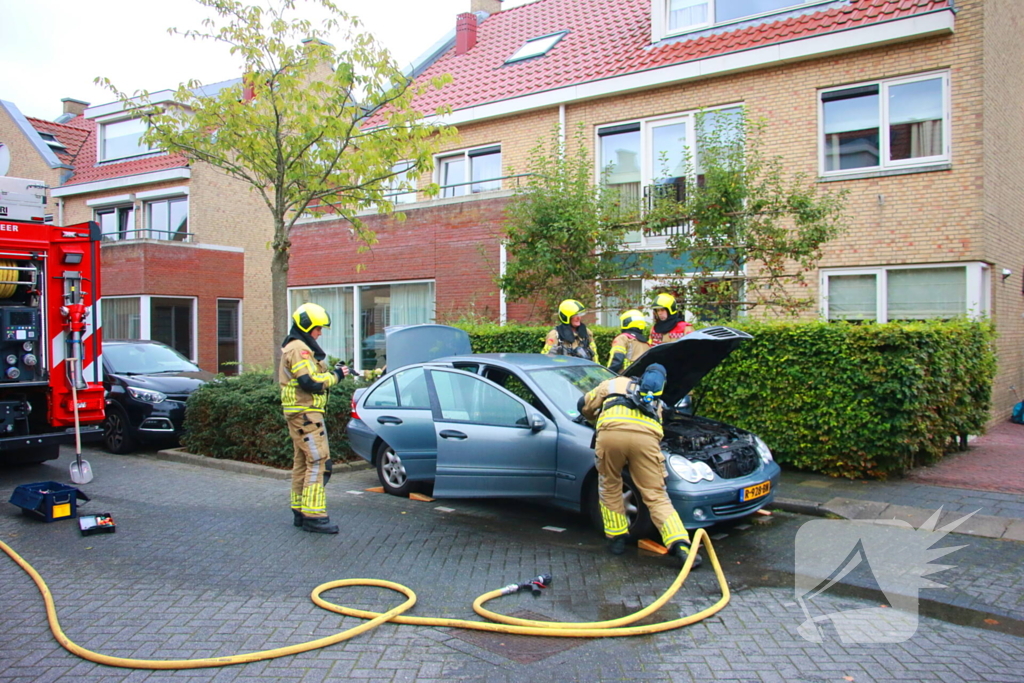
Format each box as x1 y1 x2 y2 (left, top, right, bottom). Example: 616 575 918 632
456 13 478 55
61 98 90 117
471 0 502 13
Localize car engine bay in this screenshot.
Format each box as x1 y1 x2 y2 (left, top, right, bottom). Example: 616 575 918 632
662 413 760 479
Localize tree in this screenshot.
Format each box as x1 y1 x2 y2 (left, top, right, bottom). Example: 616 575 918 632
646 111 848 320
99 0 454 359
498 125 647 319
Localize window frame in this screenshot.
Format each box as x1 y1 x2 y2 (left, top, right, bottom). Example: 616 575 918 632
384 161 418 205
818 71 951 177
98 116 154 162
436 145 502 198
655 0 834 39
144 195 190 241
820 262 990 323
100 294 200 362
95 204 136 242
505 31 568 63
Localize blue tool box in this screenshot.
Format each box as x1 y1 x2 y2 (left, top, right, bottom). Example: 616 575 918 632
8 481 89 522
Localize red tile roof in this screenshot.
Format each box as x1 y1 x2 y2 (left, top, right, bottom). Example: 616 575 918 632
28 115 188 188
408 0 952 116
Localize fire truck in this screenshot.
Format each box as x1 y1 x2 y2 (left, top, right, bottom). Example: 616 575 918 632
0 177 104 465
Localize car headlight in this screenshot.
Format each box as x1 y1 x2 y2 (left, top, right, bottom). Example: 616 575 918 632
667 454 714 483
754 436 774 464
127 386 166 404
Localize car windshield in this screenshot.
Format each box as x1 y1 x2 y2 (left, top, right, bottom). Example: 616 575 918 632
528 364 617 418
105 343 199 375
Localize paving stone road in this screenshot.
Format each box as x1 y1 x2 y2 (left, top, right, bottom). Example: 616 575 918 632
2 447 1023 682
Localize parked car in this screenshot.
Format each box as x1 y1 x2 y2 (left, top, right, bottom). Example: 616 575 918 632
347 325 780 536
102 340 215 454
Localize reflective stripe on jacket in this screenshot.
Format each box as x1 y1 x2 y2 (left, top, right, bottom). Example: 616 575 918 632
279 339 338 414
608 332 651 375
581 376 663 438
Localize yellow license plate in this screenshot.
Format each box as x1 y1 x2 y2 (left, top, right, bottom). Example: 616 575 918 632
740 481 770 502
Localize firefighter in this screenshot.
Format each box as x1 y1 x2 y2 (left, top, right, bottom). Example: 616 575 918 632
607 309 651 375
280 303 349 534
542 299 599 363
649 293 694 345
580 363 701 567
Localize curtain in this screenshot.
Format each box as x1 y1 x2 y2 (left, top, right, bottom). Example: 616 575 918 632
290 286 353 362
389 282 435 326
102 297 141 339
887 267 966 320
827 275 877 321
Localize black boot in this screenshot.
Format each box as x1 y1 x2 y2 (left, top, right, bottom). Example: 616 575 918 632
670 541 703 569
302 516 339 534
607 536 627 555
292 509 304 528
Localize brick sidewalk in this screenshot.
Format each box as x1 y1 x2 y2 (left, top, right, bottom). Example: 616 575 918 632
907 420 1024 494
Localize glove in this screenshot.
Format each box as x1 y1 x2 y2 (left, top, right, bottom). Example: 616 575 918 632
334 361 350 382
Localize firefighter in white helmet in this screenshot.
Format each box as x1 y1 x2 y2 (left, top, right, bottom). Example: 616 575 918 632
607 309 650 374
280 303 349 534
542 299 599 362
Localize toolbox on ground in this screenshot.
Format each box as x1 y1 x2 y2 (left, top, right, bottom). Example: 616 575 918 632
78 513 115 536
8 481 89 522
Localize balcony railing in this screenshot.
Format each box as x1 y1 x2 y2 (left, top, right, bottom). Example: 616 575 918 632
101 228 194 243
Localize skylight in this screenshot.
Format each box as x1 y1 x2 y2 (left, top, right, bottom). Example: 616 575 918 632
38 132 66 150
506 31 567 63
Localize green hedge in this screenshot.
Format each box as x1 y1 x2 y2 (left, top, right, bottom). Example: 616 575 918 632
182 320 995 479
693 319 996 479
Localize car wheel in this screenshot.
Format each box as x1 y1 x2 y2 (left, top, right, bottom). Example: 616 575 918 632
104 405 138 455
588 470 655 541
375 441 420 496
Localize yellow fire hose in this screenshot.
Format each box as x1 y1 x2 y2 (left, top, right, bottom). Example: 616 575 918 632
0 528 729 670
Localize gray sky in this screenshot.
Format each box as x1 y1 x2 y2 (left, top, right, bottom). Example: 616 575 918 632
0 0 534 121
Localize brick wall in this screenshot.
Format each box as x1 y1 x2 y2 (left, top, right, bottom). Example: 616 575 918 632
0 107 63 192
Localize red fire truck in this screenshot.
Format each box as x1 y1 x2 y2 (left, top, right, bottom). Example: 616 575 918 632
0 177 104 465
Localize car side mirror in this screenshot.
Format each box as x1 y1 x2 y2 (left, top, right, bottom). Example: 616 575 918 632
530 414 547 432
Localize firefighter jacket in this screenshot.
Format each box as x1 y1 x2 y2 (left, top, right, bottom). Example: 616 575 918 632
542 323 600 363
607 331 651 374
581 376 663 438
650 319 694 346
279 339 339 414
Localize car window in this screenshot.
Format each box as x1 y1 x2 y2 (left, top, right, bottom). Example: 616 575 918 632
104 342 199 375
364 377 399 408
394 367 431 409
430 369 528 427
481 367 553 420
529 364 616 419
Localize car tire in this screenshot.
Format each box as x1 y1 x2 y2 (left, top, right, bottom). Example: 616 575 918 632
587 470 655 541
375 441 421 496
104 404 138 455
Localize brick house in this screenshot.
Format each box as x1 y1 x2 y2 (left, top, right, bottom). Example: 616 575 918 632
0 90 275 374
290 0 1022 421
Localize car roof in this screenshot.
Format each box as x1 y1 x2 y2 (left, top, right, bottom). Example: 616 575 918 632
433 353 601 372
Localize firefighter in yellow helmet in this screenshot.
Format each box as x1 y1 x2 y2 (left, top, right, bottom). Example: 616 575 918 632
650 293 694 345
607 309 651 375
542 299 599 363
280 303 349 534
579 364 701 567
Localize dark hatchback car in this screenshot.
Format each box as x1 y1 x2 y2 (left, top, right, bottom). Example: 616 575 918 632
102 340 215 454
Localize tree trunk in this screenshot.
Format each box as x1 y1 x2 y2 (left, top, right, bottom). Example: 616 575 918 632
271 235 290 371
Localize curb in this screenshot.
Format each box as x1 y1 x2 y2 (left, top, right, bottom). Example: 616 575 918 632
151 448 372 480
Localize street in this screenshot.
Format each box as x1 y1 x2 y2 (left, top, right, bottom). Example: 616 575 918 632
2 446 1023 682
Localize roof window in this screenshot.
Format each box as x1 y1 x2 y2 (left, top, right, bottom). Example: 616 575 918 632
37 132 66 151
505 31 567 63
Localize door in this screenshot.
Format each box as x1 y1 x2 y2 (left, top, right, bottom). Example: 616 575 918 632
356 366 437 481
429 368 557 498
150 297 193 360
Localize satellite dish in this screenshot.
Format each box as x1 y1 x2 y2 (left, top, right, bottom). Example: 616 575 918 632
0 144 10 175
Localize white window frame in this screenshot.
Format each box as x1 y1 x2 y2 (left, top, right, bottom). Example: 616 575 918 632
598 271 741 326
143 195 190 241
818 71 951 177
94 203 136 242
384 161 417 205
820 262 989 323
506 31 567 63
216 298 243 373
97 116 154 162
595 103 741 250
436 145 502 198
100 294 200 362
652 0 834 40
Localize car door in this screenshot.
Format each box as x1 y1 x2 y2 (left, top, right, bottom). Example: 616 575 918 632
428 368 557 498
356 366 438 481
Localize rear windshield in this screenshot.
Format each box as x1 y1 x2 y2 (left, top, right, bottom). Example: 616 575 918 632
105 343 199 375
528 364 616 418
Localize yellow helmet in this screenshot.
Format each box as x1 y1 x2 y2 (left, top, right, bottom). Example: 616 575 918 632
619 309 648 334
558 299 586 325
292 303 331 333
652 292 679 316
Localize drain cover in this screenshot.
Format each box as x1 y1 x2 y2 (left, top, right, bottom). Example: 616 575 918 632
448 610 587 664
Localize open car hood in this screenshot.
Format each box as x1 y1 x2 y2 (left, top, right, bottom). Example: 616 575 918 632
385 324 473 371
623 326 752 405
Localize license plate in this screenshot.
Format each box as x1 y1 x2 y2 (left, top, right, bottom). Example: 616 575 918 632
740 481 770 502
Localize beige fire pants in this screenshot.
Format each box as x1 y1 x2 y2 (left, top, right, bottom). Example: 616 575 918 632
287 411 330 519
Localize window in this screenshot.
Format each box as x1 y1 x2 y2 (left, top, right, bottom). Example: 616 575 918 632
102 297 141 339
597 106 741 248
664 0 826 34
394 367 432 409
100 118 152 161
506 32 566 63
431 370 528 427
217 299 241 375
820 73 949 175
289 280 435 373
146 197 189 241
822 263 989 322
100 295 198 361
385 161 417 205
37 132 66 152
96 205 135 241
439 146 501 198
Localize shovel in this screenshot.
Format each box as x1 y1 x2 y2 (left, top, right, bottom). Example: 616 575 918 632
68 350 93 484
